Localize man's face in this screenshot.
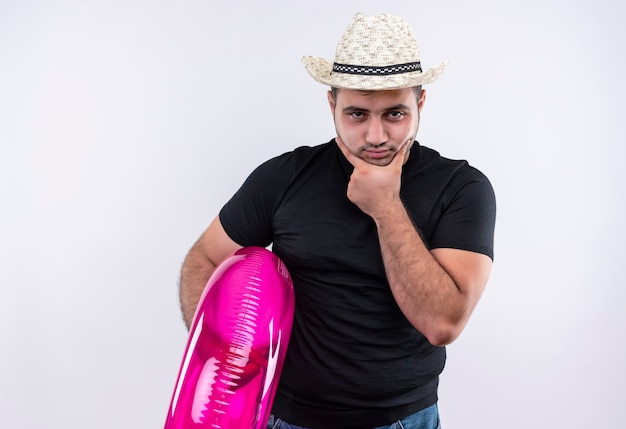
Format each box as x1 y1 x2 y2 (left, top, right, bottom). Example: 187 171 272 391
328 87 426 166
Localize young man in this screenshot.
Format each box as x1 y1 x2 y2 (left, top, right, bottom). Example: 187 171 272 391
179 13 496 429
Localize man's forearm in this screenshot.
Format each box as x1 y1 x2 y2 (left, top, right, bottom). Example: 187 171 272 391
374 201 467 346
179 243 217 329
178 216 245 329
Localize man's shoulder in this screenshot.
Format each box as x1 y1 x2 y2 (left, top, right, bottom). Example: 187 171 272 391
292 140 335 156
252 140 336 178
264 140 334 162
418 144 465 166
411 144 492 196
283 140 337 169
418 144 488 178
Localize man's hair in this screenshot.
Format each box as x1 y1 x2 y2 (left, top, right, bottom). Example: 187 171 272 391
330 85 423 105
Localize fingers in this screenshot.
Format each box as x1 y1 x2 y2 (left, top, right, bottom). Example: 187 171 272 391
391 139 411 167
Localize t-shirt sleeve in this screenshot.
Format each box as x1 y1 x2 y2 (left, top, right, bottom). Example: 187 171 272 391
429 168 497 259
219 153 293 247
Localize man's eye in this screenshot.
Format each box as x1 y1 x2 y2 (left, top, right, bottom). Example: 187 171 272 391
351 112 365 119
387 111 405 120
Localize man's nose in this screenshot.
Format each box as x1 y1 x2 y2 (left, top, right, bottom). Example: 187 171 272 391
366 117 387 146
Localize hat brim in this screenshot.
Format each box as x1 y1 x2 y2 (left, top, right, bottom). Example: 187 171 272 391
302 56 448 90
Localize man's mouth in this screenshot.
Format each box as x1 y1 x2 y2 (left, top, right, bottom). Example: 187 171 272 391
365 149 391 159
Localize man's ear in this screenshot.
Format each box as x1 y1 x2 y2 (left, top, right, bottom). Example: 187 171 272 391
418 89 427 113
327 90 336 114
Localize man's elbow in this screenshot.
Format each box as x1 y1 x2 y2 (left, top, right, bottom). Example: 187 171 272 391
425 330 457 347
423 319 467 347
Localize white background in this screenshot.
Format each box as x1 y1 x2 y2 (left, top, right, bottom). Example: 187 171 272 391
1 0 625 428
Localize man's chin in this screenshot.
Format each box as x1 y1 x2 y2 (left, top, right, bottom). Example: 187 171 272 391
362 155 394 166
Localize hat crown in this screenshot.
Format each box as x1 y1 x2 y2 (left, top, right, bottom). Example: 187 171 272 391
334 13 420 68
301 12 447 90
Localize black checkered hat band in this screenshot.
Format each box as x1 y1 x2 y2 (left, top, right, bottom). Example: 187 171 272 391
332 61 422 76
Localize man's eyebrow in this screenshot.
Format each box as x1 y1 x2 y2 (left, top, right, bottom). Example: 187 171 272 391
385 104 412 111
342 105 368 112
341 104 412 113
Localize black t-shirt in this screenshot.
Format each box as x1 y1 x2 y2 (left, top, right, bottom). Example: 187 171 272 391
219 140 496 429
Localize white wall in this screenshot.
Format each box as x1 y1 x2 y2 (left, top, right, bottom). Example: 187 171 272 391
1 0 624 427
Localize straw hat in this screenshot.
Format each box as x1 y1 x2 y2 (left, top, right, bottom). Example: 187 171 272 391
302 13 448 90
